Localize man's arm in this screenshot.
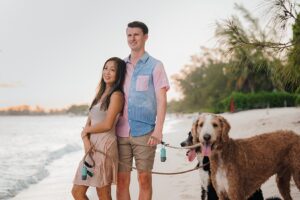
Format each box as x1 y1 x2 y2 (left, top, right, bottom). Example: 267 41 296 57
148 87 167 146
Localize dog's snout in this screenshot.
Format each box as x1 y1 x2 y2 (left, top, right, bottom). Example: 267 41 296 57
181 131 193 147
203 134 211 142
180 141 187 147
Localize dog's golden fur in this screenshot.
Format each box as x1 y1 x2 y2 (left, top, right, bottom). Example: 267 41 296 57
191 113 300 200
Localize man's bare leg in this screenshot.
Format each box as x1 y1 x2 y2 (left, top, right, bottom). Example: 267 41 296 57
138 171 152 200
117 171 131 200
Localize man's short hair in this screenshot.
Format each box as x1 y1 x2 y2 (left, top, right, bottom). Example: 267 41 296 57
127 21 148 34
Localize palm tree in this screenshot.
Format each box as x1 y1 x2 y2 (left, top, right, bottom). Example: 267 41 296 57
216 0 300 92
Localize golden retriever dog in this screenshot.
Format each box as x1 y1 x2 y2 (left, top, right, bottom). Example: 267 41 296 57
191 113 300 200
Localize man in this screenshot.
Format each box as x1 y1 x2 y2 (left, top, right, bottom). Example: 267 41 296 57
116 21 169 200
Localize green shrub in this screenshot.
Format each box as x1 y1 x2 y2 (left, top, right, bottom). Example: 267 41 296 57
295 95 300 106
214 92 298 113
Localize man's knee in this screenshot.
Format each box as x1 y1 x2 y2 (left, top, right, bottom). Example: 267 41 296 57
117 172 130 189
138 172 152 189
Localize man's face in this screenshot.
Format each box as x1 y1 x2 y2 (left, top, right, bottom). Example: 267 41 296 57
126 27 148 52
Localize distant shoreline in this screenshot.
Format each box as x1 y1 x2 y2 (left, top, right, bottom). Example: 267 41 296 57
0 113 87 116
0 113 86 117
0 104 89 116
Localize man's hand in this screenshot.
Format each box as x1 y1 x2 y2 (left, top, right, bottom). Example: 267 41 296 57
147 129 162 146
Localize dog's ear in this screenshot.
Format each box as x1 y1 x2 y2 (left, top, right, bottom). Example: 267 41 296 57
191 119 199 144
219 116 230 143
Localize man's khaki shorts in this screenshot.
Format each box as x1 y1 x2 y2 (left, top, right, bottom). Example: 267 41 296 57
117 133 157 172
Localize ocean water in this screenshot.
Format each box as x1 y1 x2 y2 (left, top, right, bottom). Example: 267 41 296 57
0 114 182 200
0 115 85 200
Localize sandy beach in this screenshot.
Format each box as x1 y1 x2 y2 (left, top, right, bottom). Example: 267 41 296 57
11 107 300 200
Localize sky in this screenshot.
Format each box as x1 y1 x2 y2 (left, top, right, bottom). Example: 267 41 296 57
0 0 273 109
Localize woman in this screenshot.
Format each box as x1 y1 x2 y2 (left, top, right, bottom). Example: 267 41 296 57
72 57 126 200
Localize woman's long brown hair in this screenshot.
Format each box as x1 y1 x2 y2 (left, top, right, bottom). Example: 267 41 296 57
89 57 126 111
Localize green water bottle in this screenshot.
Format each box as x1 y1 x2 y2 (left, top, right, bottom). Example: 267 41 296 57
81 166 87 180
160 146 166 162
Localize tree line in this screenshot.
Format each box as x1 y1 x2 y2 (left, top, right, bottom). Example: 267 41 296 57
168 0 300 113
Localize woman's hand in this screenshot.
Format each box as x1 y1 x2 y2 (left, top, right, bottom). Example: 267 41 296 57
81 130 87 139
83 138 93 154
81 127 90 139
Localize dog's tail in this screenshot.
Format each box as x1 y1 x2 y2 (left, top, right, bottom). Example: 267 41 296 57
265 197 281 200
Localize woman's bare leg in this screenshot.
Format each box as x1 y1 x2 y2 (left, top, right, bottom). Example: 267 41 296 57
96 185 112 200
71 184 89 200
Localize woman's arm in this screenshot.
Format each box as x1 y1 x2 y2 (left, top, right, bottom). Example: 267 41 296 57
81 116 91 138
84 116 91 128
82 91 124 136
81 116 92 153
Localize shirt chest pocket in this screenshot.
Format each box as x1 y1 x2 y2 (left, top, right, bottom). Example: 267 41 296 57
136 75 150 91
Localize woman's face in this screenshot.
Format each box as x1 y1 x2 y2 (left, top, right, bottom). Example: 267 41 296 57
103 60 117 86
